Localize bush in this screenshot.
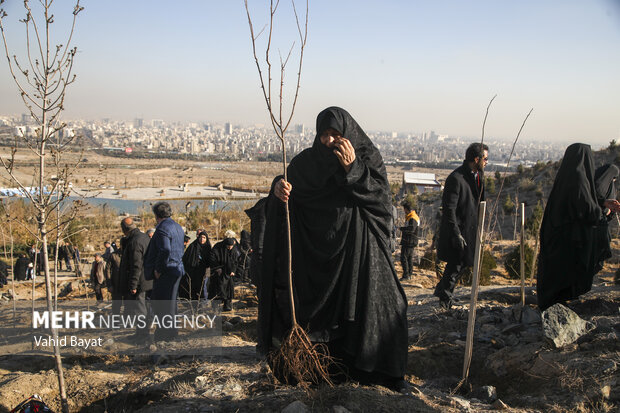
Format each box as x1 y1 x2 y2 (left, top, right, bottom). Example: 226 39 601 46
525 201 544 238
459 249 496 286
419 249 437 270
504 243 536 280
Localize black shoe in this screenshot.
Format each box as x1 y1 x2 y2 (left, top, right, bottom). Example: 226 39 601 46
400 276 410 281
439 299 452 310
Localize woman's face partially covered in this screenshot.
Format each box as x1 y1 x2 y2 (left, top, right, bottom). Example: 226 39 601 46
319 128 343 148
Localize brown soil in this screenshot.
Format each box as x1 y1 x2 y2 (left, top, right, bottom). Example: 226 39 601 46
0 248 618 413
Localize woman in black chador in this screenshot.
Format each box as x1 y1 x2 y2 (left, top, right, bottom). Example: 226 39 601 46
537 143 620 311
207 238 239 312
260 107 409 391
180 231 211 300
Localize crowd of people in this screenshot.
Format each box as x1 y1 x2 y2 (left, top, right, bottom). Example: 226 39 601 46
81 201 254 344
5 106 618 394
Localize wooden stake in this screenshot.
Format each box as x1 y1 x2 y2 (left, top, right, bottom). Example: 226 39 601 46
520 203 525 306
461 201 486 384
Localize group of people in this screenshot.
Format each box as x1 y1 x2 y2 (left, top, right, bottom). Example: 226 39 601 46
12 241 81 282
245 106 620 393
87 202 255 343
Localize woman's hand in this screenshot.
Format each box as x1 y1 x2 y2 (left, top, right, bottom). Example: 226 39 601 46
333 137 356 173
275 179 292 202
603 199 620 214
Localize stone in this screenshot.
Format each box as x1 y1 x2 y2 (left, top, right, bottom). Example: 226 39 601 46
520 306 542 324
542 304 590 348
471 385 497 403
477 314 497 325
282 400 310 413
332 406 351 413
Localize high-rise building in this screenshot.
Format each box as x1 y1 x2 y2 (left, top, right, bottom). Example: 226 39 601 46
133 118 143 129
225 122 233 135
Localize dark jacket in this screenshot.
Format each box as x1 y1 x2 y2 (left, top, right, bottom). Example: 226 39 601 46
120 228 152 292
400 212 419 248
105 250 123 294
437 162 484 266
144 217 185 280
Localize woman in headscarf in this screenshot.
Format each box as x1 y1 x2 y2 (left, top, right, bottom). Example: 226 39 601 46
259 107 409 391
537 144 620 311
207 237 239 312
180 231 211 300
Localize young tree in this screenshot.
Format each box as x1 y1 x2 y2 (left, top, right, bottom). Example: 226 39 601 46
245 0 332 387
0 1 84 411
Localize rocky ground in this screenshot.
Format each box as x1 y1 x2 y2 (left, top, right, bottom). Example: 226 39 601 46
0 257 618 412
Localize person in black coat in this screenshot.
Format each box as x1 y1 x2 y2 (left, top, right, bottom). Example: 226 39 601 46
13 254 30 281
180 231 211 300
237 230 252 283
245 198 267 286
264 107 409 391
537 144 620 311
119 217 152 340
434 142 488 309
207 238 239 312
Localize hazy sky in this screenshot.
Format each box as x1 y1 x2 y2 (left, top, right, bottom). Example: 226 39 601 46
1 0 619 144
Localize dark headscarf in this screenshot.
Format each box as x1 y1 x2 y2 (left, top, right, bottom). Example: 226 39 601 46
183 231 211 269
543 143 600 227
594 164 619 206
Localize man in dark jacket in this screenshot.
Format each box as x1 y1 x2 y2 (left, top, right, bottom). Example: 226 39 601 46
434 142 488 309
144 202 185 342
105 241 123 315
399 200 419 281
120 217 152 341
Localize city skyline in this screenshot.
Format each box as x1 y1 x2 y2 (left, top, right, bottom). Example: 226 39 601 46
0 1 619 145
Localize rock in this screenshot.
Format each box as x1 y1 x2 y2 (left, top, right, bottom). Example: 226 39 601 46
282 400 310 413
521 306 542 324
332 406 351 413
195 375 209 388
501 323 523 335
471 385 497 403
58 281 80 297
491 399 509 410
542 304 590 348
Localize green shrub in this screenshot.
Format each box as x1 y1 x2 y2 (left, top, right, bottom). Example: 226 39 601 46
504 243 536 280
459 249 496 286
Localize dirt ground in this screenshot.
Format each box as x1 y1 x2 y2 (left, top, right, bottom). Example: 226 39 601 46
0 244 618 413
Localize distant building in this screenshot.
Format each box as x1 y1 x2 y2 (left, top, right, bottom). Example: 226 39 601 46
225 122 233 135
133 118 143 129
402 172 442 194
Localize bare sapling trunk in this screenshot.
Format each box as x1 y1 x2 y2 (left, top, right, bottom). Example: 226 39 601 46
245 0 333 386
0 1 84 411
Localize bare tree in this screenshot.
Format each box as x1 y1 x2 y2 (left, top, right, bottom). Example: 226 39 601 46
244 0 332 386
0 1 84 411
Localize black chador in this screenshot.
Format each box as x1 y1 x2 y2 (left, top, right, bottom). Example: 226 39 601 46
207 238 238 311
180 231 211 300
537 143 604 311
259 107 408 382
